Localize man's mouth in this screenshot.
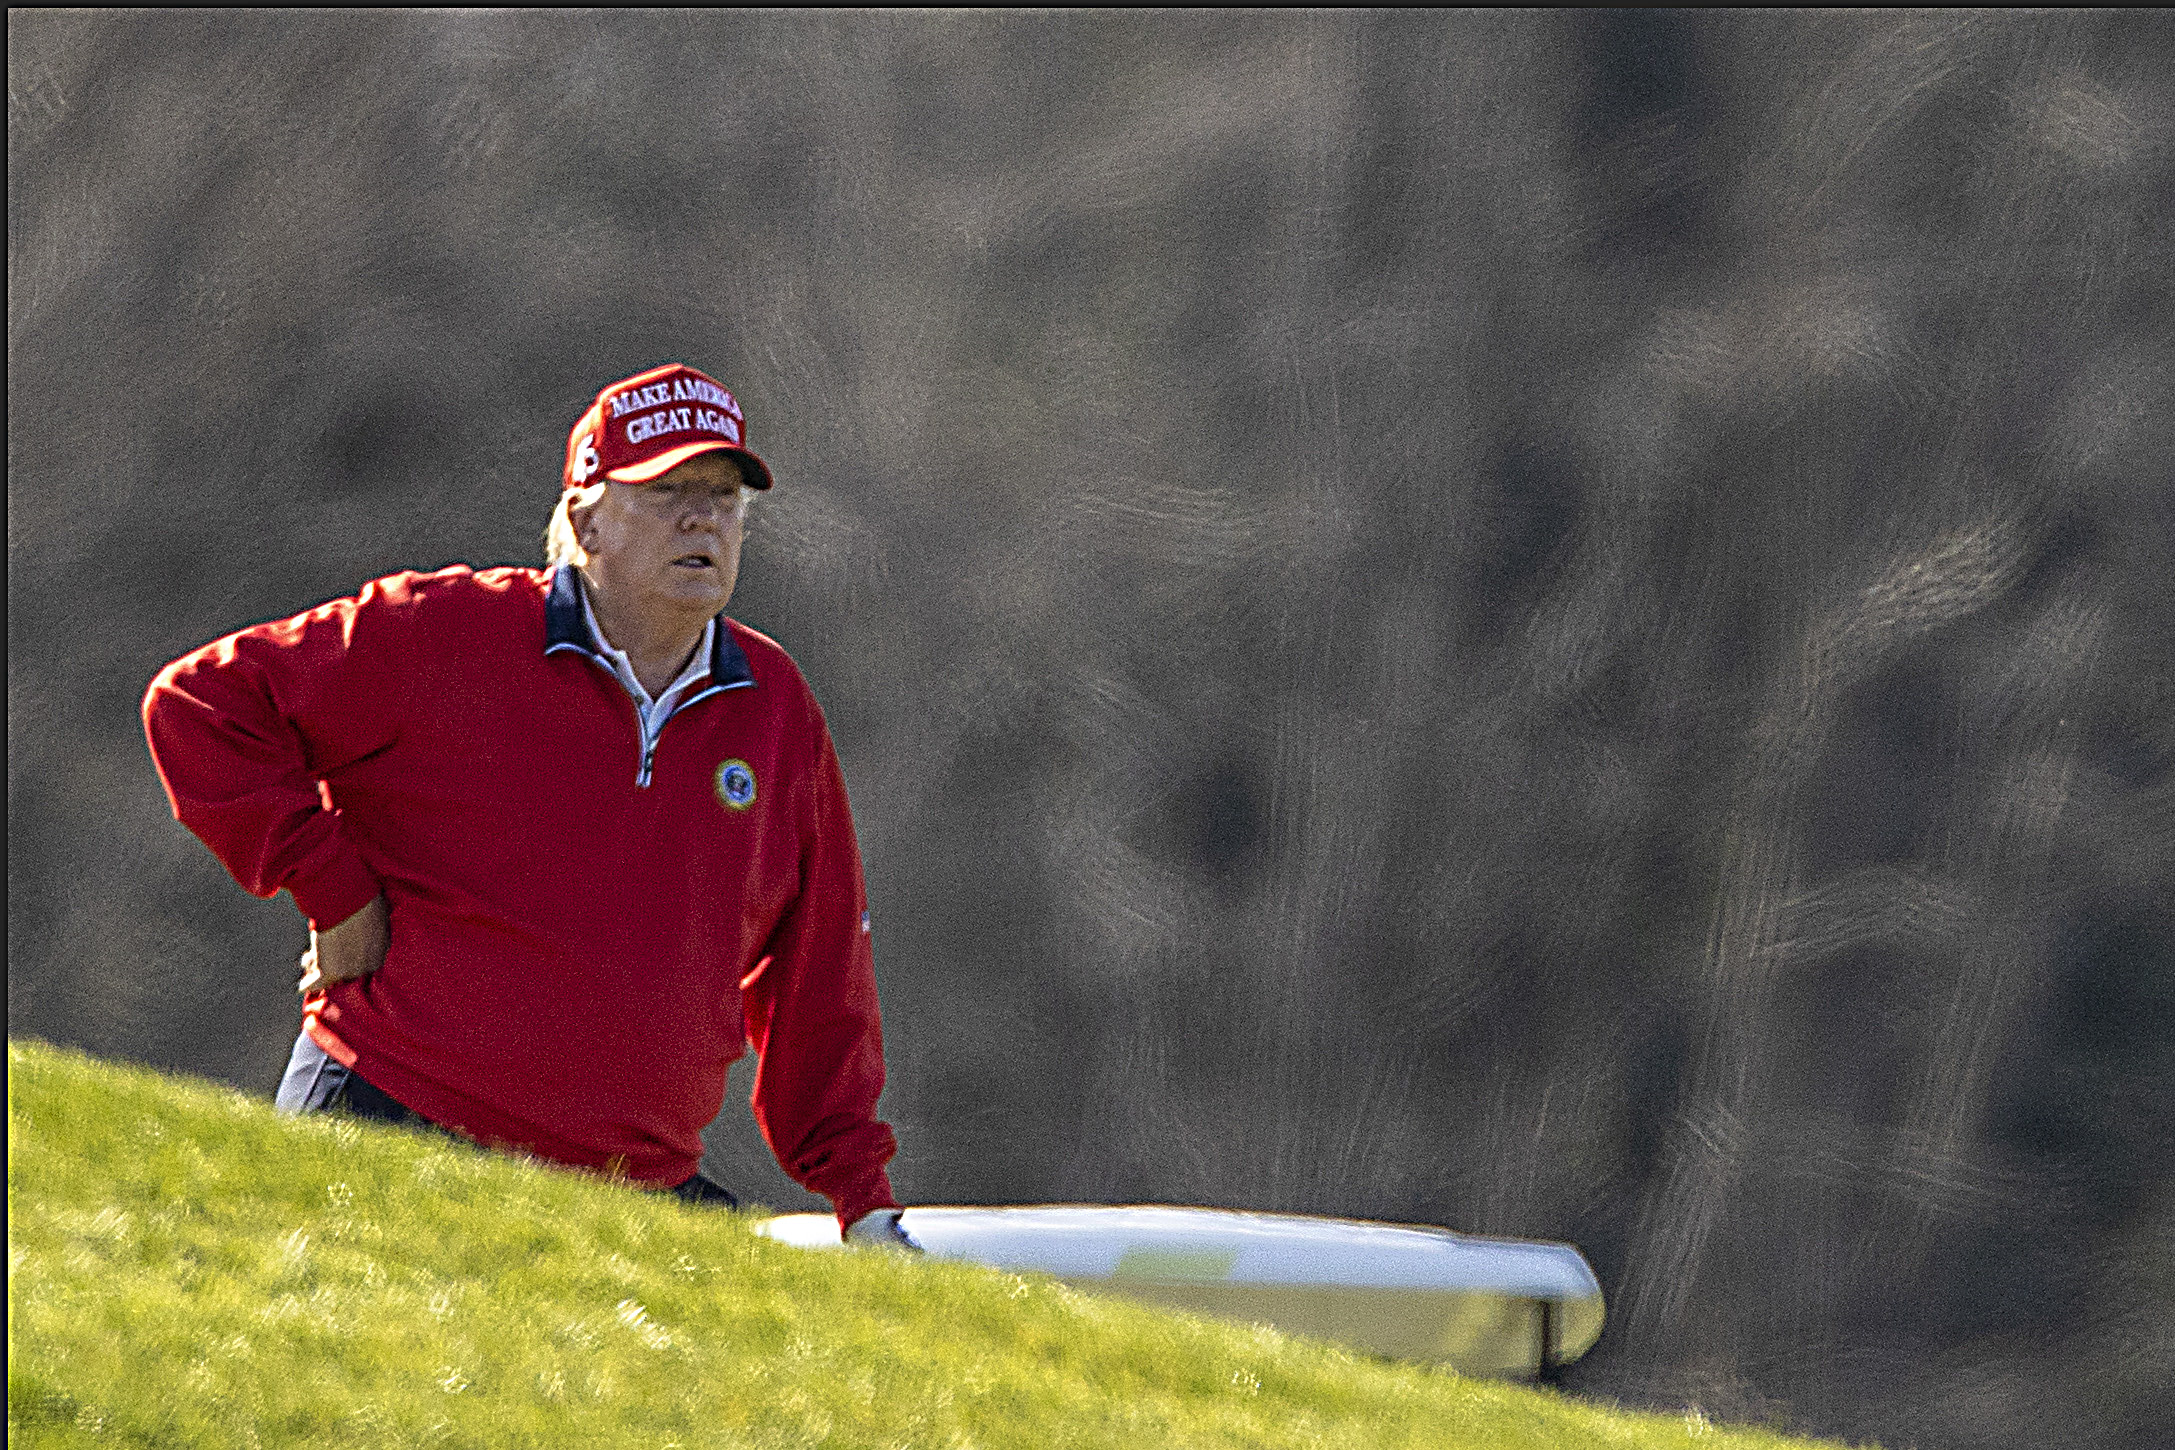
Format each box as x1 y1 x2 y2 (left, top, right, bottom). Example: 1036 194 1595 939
672 553 715 569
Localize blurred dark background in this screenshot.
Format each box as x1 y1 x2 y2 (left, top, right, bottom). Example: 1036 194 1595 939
9 11 2172 1447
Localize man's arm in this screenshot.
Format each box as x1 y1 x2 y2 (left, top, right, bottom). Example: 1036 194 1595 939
741 721 901 1232
142 577 416 933
297 894 392 993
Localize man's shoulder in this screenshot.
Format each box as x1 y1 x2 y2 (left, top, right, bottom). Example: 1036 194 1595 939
720 617 832 723
357 564 549 619
338 566 550 661
367 563 549 604
721 617 808 688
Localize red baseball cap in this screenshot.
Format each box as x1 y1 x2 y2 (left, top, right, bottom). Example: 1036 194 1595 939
562 362 775 492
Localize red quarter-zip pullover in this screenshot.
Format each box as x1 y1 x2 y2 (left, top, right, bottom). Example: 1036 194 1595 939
142 564 898 1226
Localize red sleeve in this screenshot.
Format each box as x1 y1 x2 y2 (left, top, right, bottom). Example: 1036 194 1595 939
141 577 417 930
742 709 899 1229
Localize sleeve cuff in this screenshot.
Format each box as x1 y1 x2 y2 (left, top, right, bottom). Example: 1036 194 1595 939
831 1171 900 1233
287 849 382 931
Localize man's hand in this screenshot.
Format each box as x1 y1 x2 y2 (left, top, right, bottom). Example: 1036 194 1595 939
845 1208 921 1252
298 895 390 995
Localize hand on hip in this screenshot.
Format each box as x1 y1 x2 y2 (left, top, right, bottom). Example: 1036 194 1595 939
298 895 390 995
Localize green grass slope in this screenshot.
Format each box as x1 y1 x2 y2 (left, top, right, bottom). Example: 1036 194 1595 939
8 1039 1854 1449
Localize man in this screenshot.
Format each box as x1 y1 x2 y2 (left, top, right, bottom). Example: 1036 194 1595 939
143 362 913 1248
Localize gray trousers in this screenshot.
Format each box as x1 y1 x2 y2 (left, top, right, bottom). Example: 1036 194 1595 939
274 1031 738 1207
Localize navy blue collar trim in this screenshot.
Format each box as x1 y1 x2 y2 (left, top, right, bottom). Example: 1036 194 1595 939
543 565 754 690
709 614 756 689
543 563 590 653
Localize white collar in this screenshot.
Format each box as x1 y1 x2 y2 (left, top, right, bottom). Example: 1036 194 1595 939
577 576 714 710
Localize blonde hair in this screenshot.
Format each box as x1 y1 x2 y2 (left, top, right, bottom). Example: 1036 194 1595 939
541 478 755 567
544 483 608 567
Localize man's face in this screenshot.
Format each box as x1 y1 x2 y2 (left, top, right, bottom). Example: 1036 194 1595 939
573 451 748 623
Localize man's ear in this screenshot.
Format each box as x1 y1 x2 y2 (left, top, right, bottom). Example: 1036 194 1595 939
570 493 600 550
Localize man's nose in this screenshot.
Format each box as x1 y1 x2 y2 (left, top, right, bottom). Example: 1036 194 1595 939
680 495 727 528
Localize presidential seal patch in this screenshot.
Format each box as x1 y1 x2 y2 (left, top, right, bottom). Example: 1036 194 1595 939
715 759 757 810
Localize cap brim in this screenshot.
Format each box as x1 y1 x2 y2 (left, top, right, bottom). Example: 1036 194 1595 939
606 440 774 489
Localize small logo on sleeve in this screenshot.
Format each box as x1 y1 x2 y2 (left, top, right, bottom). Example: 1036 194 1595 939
715 759 757 810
